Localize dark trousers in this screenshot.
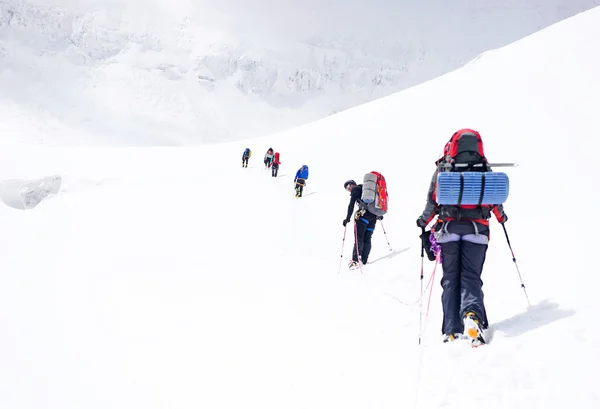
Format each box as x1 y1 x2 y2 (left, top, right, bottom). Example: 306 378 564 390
242 157 249 167
264 158 272 168
295 178 305 197
272 163 279 177
439 239 489 335
353 217 376 263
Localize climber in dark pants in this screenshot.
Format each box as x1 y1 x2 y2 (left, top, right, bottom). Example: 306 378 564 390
342 180 380 268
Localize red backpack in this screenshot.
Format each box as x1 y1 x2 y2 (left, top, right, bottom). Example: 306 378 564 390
274 152 281 164
373 171 388 213
361 171 388 216
438 129 488 172
436 129 492 218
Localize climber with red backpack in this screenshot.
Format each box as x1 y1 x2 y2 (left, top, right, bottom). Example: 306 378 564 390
416 128 509 347
343 172 388 269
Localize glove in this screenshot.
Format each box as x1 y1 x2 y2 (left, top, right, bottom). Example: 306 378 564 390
343 219 350 227
499 213 508 224
420 230 437 261
377 216 384 220
416 218 426 228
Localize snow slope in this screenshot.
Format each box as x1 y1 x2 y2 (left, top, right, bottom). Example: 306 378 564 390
1 0 599 145
0 5 599 409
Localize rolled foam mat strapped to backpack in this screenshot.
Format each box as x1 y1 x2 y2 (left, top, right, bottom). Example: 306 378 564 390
362 173 378 204
436 172 509 205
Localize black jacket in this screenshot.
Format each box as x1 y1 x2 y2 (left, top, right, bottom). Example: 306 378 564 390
345 185 378 223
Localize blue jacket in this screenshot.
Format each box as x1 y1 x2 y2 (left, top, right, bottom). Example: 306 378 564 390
295 165 309 181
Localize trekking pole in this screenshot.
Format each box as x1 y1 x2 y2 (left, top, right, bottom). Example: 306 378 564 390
380 221 393 252
338 226 347 274
418 227 425 345
502 224 531 307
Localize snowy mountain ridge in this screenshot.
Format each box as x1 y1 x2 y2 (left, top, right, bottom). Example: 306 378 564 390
1 0 599 145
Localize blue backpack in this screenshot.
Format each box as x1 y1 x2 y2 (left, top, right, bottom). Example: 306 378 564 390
296 165 309 179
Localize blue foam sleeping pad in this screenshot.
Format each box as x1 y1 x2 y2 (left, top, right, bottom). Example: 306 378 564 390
436 172 509 205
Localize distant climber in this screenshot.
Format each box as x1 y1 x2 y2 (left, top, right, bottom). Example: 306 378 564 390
294 165 309 198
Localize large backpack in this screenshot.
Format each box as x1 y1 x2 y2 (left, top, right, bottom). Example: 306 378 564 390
435 129 509 216
361 171 388 217
297 165 309 179
437 129 488 172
